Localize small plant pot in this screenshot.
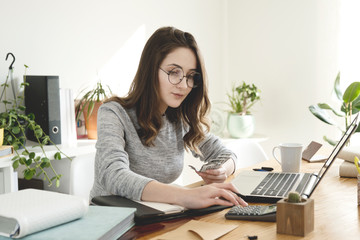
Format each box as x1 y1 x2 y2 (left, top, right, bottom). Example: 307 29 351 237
227 113 255 138
83 102 102 139
276 198 314 237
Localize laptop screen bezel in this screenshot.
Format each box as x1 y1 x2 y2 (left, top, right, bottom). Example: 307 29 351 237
303 114 359 199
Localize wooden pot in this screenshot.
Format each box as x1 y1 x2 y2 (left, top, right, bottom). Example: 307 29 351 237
83 102 102 139
276 198 314 236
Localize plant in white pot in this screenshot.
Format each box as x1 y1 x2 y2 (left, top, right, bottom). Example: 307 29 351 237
227 81 261 138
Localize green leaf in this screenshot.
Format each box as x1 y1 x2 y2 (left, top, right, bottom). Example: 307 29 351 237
19 157 26 165
34 128 43 138
343 82 360 103
317 103 344 117
56 179 60 188
309 105 337 125
54 152 61 160
25 158 32 166
12 160 19 169
29 152 36 159
40 162 50 168
11 126 20 134
356 124 360 133
333 72 342 101
22 150 29 156
24 168 36 180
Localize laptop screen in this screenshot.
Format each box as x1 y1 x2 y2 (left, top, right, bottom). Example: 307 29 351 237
302 114 359 198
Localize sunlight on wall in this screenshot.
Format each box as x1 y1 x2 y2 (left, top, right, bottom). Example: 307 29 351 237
339 0 360 89
98 25 146 97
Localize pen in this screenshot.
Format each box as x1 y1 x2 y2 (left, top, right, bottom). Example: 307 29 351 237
253 167 274 172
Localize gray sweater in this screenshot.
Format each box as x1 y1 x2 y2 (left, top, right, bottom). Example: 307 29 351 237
89 101 237 201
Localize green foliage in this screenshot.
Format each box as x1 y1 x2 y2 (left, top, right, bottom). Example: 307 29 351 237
75 81 112 121
227 81 261 115
309 72 360 146
1 64 71 187
287 191 301 203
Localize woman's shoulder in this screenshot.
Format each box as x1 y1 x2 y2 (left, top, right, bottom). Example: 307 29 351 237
101 100 132 114
100 101 136 122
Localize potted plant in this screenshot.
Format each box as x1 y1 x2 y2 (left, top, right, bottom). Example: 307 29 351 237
227 81 261 138
1 55 71 187
309 72 360 145
75 81 112 139
276 191 314 236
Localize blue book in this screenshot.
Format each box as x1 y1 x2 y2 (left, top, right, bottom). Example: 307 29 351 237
0 206 136 240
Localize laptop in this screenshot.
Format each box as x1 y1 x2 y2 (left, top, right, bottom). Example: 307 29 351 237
232 114 359 203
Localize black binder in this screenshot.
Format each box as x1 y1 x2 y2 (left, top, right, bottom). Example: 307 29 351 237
91 195 230 225
25 75 61 144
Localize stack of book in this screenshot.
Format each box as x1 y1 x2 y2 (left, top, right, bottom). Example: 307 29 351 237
338 146 360 178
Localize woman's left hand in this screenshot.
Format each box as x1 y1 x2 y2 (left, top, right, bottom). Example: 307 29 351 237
196 166 228 184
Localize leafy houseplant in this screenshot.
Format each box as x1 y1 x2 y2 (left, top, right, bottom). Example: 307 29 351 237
1 59 70 187
227 81 261 116
309 72 360 145
226 81 261 138
75 81 112 139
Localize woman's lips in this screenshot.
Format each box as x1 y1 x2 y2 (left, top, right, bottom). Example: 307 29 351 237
172 93 184 98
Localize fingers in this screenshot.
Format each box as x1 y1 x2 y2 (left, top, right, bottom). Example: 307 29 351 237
200 184 248 207
197 167 227 183
210 183 248 207
217 188 248 207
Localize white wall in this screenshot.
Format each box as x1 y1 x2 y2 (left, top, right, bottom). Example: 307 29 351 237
227 0 341 155
0 0 345 156
0 0 226 99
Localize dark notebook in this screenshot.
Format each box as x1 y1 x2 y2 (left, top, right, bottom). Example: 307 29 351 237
91 195 230 225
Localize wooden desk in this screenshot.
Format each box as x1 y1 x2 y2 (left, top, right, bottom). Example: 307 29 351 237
121 159 360 239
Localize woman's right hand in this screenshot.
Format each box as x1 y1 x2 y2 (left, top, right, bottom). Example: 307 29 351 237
179 182 248 209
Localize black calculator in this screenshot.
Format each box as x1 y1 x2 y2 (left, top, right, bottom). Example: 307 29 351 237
225 204 277 222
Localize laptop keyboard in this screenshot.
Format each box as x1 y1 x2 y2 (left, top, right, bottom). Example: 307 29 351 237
250 173 303 197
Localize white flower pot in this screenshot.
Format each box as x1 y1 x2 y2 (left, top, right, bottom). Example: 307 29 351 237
227 114 255 138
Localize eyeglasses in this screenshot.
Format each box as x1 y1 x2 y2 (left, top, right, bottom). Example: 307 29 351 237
160 67 201 88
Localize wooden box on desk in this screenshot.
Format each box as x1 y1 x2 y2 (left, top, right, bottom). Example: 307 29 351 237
276 198 314 236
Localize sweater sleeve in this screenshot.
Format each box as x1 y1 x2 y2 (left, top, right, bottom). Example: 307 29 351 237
91 103 153 201
195 133 238 171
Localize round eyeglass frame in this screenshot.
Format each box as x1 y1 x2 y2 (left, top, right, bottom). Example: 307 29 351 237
159 67 201 88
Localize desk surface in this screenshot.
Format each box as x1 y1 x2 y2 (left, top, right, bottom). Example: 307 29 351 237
121 158 360 240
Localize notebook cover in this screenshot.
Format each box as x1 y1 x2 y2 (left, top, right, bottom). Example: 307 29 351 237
0 206 136 240
0 189 88 238
91 195 230 225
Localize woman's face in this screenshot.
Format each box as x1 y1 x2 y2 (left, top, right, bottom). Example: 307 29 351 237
158 47 197 114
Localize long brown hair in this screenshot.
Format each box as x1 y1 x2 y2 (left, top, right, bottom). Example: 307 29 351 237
106 26 210 152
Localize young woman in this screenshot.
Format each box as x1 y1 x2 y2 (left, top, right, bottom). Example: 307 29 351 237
90 27 247 209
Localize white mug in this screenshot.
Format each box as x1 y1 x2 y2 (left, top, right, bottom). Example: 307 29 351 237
272 143 303 172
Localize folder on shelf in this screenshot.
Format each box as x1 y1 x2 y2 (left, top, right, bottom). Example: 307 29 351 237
91 195 230 225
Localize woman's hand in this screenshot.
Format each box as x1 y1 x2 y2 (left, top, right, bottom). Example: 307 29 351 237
196 158 235 184
196 166 228 184
179 182 248 209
